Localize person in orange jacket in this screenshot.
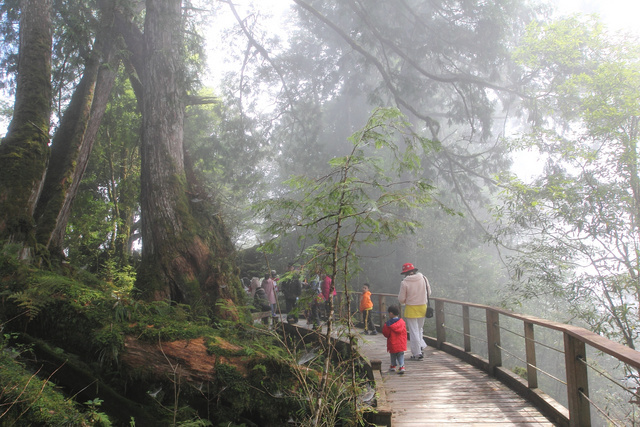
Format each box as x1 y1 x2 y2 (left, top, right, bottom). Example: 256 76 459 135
359 283 377 335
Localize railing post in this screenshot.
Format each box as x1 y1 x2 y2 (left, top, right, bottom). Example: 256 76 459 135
486 308 502 374
379 295 387 327
435 299 445 349
564 333 591 427
524 321 538 389
462 305 471 352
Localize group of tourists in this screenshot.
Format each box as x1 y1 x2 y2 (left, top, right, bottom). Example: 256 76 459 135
247 260 433 376
246 270 278 316
246 264 335 328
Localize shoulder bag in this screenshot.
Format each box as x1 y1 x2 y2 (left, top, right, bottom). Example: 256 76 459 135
424 277 434 318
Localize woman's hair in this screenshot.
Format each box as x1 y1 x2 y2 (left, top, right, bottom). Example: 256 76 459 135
388 305 400 316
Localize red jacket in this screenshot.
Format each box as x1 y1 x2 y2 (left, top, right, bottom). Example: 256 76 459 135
382 317 407 354
321 275 335 301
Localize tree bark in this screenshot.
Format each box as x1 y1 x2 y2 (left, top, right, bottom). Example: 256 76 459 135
34 3 120 256
137 0 240 311
121 336 250 382
138 0 189 301
0 0 52 257
113 8 145 105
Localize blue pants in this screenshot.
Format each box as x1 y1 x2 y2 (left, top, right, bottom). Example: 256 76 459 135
390 352 405 367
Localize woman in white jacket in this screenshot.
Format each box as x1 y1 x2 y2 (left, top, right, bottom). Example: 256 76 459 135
398 262 432 359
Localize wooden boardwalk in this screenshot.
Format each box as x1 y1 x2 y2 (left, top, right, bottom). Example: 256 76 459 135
358 331 556 426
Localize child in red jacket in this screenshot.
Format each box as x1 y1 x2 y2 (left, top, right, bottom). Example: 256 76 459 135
382 305 407 374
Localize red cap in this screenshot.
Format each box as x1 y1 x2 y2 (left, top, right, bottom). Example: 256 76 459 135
401 263 416 274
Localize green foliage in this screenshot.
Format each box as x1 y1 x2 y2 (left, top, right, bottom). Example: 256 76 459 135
120 301 213 343
84 398 112 426
0 254 285 424
184 90 268 248
0 350 89 425
0 244 31 303
260 107 441 294
257 107 436 272
255 108 438 423
496 16 640 351
512 366 528 380
93 325 125 368
65 70 141 277
8 270 106 322
1 235 379 426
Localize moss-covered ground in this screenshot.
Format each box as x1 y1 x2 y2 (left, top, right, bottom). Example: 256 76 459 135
0 247 375 426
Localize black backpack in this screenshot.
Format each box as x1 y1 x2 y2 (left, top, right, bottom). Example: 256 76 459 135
253 288 271 312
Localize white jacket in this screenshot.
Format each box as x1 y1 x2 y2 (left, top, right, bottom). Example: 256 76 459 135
398 272 431 306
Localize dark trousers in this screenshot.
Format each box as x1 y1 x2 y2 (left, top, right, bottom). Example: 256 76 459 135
363 309 376 333
310 301 322 327
285 298 298 322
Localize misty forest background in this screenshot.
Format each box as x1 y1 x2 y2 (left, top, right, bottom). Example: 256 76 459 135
0 0 639 425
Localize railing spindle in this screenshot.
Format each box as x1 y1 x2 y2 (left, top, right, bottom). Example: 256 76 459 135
462 305 471 352
435 299 446 349
524 321 538 389
486 308 502 373
379 295 387 326
564 332 591 427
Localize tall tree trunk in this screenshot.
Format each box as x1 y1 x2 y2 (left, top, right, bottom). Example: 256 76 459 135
0 0 52 258
113 141 138 264
33 3 120 257
138 0 188 302
137 0 239 311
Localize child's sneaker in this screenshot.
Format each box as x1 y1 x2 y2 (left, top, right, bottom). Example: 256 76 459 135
398 366 405 374
389 365 396 372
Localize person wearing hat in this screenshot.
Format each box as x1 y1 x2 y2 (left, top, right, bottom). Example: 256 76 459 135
398 262 432 360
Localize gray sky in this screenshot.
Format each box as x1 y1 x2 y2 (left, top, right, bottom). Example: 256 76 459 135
553 0 640 32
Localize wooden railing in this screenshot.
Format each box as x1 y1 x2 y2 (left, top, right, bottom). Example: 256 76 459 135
336 292 640 427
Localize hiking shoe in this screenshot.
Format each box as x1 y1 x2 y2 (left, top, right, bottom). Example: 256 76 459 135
409 354 424 361
398 366 405 374
389 365 396 372
370 331 378 335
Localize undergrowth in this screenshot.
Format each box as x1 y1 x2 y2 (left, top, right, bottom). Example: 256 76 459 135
0 246 374 426
0 345 96 425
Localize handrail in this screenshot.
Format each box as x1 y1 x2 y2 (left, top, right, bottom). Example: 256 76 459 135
435 297 640 369
335 291 640 427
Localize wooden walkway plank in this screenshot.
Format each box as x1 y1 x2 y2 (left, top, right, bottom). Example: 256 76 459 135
358 331 557 426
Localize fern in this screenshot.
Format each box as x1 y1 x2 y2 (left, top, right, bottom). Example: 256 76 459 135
8 290 45 320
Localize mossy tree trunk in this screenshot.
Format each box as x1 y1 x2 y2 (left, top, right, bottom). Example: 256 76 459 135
1 1 122 262
0 0 52 259
137 0 239 311
34 1 120 257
